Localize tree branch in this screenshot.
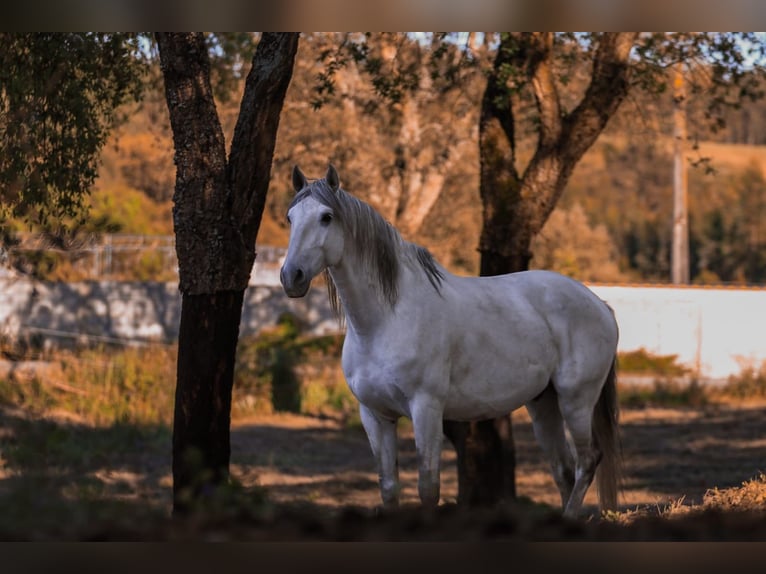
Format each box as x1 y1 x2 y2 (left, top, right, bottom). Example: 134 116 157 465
522 32 638 230
528 32 561 150
562 32 639 163
228 33 300 248
480 33 525 180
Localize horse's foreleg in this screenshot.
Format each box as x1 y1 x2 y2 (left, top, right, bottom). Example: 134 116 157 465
411 398 444 508
359 404 400 509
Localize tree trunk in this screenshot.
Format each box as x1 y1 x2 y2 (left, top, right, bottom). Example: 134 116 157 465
172 290 243 511
156 32 299 515
443 414 516 505
445 32 638 508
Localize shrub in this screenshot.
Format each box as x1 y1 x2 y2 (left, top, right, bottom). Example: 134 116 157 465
618 378 709 409
618 348 690 377
719 361 766 399
233 313 349 418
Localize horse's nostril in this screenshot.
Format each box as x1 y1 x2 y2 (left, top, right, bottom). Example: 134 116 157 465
295 268 304 282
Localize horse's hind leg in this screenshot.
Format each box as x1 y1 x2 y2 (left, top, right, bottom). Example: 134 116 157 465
557 387 603 518
525 384 576 509
360 404 400 509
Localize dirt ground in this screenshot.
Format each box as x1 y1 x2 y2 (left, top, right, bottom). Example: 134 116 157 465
229 401 766 517
3 400 766 540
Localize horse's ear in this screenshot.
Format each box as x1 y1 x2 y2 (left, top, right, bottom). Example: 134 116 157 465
326 164 340 193
292 165 308 193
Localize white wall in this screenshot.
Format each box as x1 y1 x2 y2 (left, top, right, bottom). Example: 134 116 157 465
588 284 766 382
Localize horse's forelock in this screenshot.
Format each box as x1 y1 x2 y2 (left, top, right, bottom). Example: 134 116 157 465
290 178 342 214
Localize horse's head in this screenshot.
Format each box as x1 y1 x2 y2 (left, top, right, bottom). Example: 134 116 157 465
280 164 345 298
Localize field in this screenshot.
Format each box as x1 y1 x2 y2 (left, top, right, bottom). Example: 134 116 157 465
2 389 766 540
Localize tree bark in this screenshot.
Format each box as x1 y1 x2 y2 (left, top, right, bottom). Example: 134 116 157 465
172 290 243 509
445 32 638 508
156 32 299 515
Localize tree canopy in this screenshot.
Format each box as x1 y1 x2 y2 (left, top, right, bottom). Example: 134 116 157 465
4 32 766 284
0 33 146 233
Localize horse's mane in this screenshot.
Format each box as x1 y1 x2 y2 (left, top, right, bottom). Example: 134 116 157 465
289 177 444 320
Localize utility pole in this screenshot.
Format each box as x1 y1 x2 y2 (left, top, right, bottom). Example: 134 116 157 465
672 62 690 284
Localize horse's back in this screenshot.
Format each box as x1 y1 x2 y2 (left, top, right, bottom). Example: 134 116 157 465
449 269 614 329
508 270 616 330
489 269 618 358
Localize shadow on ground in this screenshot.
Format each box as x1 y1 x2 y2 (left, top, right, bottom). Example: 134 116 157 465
2 403 766 540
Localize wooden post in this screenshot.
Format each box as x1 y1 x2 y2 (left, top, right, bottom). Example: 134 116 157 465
672 62 690 284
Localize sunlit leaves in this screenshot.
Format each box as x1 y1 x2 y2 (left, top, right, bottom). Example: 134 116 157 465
0 33 146 231
632 33 766 134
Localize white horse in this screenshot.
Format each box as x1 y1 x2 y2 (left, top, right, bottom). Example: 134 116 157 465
280 165 622 518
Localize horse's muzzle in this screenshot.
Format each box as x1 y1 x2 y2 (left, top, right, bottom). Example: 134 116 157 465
280 264 310 298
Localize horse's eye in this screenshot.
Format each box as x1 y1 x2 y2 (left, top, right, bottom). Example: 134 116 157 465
320 212 333 225
286 214 291 225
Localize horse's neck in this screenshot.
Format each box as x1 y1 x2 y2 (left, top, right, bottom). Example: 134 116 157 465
328 248 397 336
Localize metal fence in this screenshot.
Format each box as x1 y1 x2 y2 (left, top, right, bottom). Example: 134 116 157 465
5 234 287 284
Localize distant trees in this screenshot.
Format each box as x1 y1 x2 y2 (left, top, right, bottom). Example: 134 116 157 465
531 203 624 282
690 159 766 284
7 33 766 286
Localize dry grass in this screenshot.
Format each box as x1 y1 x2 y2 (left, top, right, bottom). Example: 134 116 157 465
3 341 766 539
0 346 177 426
702 473 766 510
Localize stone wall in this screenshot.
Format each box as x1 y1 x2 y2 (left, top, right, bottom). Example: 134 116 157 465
0 277 337 350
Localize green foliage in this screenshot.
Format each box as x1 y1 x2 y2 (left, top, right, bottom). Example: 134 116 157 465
88 185 172 236
618 379 709 409
617 348 706 407
632 33 766 125
0 322 352 426
0 33 147 232
0 376 55 413
234 313 302 415
618 360 766 408
311 33 442 110
532 202 624 282
618 348 690 376
301 376 360 428
203 33 261 103
233 313 349 418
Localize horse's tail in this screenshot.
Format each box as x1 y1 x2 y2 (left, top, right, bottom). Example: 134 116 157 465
592 354 622 512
